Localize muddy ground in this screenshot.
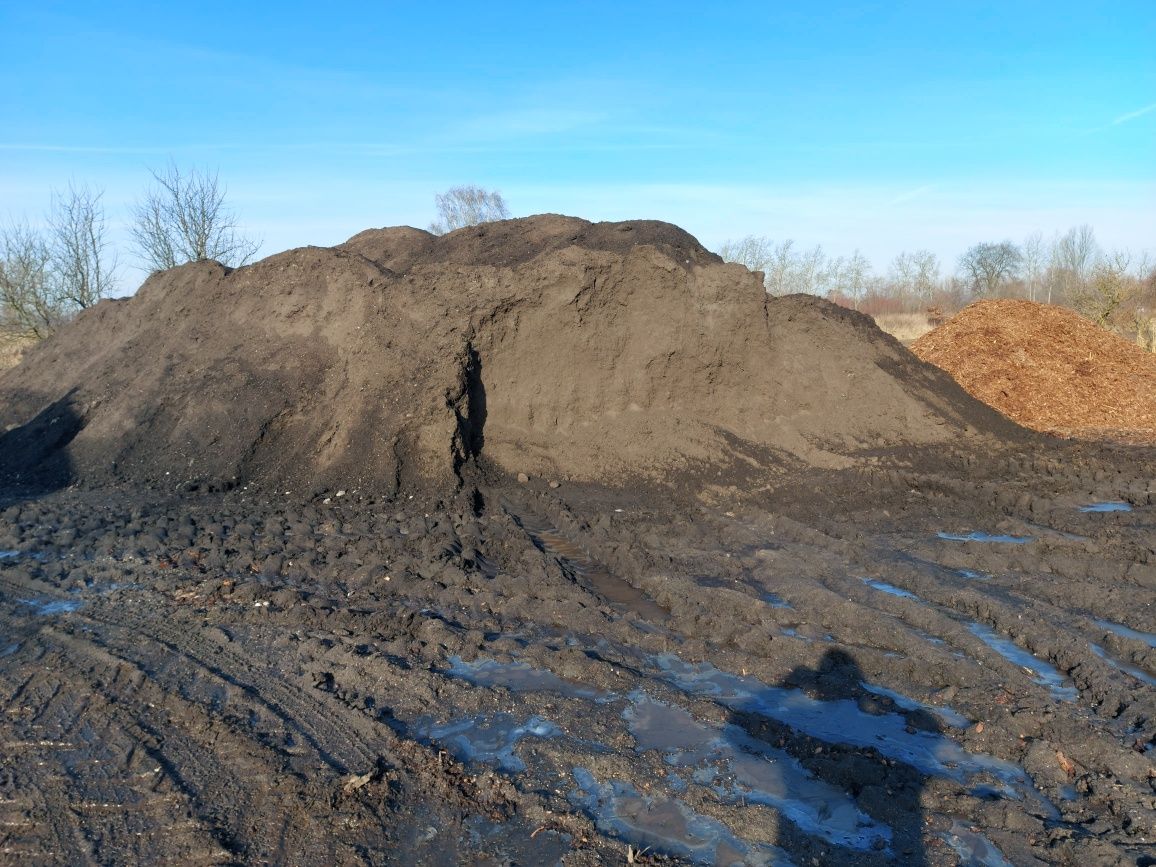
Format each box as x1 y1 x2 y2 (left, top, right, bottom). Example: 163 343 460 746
0 440 1153 866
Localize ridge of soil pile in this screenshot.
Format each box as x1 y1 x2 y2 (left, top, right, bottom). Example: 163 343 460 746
0 214 1019 494
911 299 1156 444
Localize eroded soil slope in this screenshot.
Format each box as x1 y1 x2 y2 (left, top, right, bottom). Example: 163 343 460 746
0 216 1019 496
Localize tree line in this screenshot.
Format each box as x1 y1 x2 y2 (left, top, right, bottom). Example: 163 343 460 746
718 226 1156 347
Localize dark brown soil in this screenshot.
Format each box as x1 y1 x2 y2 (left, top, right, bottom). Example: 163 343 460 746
0 219 1153 866
0 215 1019 496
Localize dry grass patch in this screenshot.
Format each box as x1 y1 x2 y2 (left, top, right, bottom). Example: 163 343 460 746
0 336 35 372
873 313 934 345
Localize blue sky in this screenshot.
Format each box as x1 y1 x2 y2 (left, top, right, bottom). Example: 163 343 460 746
2 1 1153 291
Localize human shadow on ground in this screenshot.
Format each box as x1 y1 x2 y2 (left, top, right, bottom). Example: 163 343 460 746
725 648 936 866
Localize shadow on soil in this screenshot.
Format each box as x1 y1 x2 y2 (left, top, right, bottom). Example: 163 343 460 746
729 648 933 865
0 390 81 496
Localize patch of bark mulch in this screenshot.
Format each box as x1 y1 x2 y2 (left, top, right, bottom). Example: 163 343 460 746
911 299 1156 444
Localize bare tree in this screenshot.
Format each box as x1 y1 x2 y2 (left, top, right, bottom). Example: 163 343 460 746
1021 231 1045 302
1048 224 1098 304
718 235 774 274
762 240 827 295
816 250 875 308
2 185 116 341
131 163 261 272
889 249 940 302
718 236 826 295
0 222 58 339
793 244 826 295
958 241 1023 296
428 185 510 235
49 183 116 309
1070 250 1138 327
764 239 797 295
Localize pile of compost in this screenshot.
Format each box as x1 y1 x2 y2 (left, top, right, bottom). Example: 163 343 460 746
0 215 1017 494
912 299 1156 444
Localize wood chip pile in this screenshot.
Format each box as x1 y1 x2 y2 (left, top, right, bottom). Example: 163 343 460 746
911 299 1156 444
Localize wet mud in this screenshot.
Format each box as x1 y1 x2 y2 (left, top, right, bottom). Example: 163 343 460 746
0 441 1154 865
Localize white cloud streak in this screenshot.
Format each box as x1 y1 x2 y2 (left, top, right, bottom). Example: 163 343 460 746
1112 102 1156 125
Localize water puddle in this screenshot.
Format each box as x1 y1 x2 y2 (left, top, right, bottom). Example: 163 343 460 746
695 577 794 611
0 643 19 658
1079 502 1132 513
860 578 920 601
444 656 614 702
625 692 890 851
504 506 668 622
569 767 791 866
1089 644 1156 688
937 532 1034 544
0 550 19 560
967 624 1077 702
417 713 561 772
1093 619 1156 648
956 568 991 580
859 682 970 729
649 654 1037 795
761 592 793 609
19 597 83 616
940 820 1013 866
860 574 1077 703
911 627 947 648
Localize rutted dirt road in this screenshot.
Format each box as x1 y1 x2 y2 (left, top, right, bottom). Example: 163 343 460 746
1 442 1153 866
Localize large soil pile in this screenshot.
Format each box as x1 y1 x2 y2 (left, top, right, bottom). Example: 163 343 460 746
0 215 1018 494
912 299 1156 443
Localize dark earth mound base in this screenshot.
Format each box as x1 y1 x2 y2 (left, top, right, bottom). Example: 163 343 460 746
0 441 1153 865
0 215 1021 497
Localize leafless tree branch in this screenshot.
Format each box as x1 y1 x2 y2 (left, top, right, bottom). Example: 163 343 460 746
131 162 261 271
428 185 510 235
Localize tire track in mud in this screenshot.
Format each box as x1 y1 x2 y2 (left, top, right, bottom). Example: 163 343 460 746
0 635 233 865
501 499 670 623
0 570 582 865
0 570 383 777
2 471 1153 865
0 576 378 863
692 502 1154 721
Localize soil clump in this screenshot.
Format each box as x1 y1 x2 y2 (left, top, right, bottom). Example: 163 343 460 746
912 299 1156 444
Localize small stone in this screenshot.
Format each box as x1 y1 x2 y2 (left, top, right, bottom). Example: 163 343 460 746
548 480 560 489
517 473 530 484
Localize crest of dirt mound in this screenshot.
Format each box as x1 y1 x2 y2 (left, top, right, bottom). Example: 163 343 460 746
911 299 1156 444
0 215 1020 494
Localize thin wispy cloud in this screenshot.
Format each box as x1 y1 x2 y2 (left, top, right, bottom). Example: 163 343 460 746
888 184 937 206
1112 102 1156 125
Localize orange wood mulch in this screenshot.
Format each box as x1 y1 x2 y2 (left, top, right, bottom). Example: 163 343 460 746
911 299 1156 444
